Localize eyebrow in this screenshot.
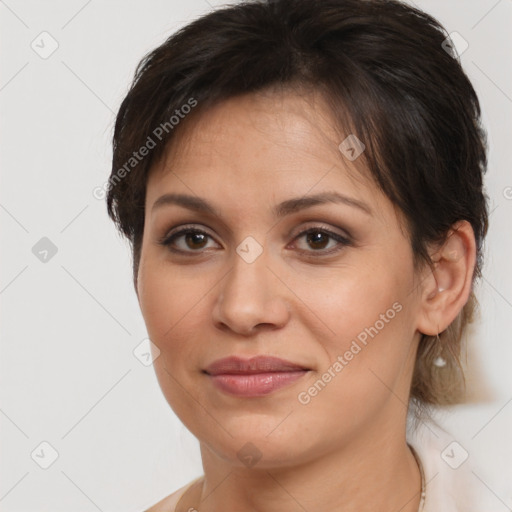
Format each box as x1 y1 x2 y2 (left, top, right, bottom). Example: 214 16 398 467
151 191 373 218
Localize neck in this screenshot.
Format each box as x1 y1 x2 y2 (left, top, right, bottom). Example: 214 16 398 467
184 418 422 512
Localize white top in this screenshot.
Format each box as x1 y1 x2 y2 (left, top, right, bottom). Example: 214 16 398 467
146 421 498 511
406 419 498 511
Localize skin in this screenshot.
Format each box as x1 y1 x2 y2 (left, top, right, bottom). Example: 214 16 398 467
137 89 476 512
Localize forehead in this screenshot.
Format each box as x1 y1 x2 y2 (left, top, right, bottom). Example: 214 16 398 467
147 89 376 195
144 93 414 247
142 90 409 239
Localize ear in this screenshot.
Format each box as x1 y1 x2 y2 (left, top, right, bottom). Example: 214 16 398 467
416 220 477 336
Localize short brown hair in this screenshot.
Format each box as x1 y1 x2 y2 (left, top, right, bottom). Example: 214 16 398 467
106 0 489 407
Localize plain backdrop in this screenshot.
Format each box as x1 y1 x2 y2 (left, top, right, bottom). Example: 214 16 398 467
1 0 511 510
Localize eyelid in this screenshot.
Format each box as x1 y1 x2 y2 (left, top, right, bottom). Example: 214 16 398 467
159 222 350 244
287 225 353 256
288 222 351 241
158 221 353 258
158 224 221 247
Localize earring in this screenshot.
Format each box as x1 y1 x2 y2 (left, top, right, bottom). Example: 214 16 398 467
433 333 447 368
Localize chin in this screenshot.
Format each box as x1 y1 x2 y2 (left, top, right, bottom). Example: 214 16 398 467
198 420 319 470
215 443 313 471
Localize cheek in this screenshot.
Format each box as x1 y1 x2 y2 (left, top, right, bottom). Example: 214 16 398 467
137 263 212 421
294 260 406 340
291 257 415 387
138 260 206 342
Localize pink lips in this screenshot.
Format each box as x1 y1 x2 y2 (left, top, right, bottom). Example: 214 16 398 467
204 356 309 397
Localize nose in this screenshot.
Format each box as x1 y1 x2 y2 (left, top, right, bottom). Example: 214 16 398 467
212 248 291 336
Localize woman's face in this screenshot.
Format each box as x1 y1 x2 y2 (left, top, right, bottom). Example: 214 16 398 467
137 90 426 468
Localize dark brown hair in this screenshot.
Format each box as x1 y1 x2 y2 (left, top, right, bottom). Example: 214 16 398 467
106 0 488 406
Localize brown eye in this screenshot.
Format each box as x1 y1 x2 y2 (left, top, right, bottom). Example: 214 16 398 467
158 224 352 257
305 231 330 250
183 232 208 250
159 227 218 254
291 227 352 256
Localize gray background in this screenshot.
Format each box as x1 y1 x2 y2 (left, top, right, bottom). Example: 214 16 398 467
1 0 511 510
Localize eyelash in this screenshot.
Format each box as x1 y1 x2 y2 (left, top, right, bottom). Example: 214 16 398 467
157 224 353 257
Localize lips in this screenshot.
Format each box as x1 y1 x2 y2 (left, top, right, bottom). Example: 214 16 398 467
204 356 310 397
204 356 309 375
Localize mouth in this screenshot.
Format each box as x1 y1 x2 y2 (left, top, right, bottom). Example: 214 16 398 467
203 356 310 397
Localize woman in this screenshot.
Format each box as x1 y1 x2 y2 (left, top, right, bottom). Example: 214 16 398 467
106 0 490 510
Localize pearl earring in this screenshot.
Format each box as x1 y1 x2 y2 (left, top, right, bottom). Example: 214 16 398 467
433 332 447 367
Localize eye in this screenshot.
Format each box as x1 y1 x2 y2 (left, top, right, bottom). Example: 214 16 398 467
158 226 219 254
290 226 352 256
158 224 352 256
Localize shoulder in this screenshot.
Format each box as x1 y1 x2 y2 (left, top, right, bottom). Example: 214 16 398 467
407 418 497 512
143 477 202 512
